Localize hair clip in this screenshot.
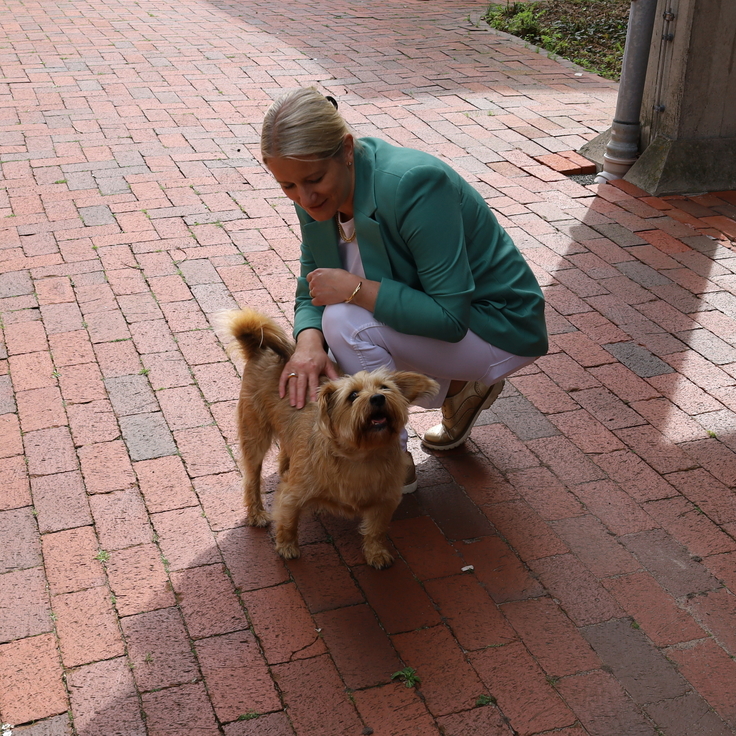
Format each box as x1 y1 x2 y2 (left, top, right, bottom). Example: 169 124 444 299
325 95 338 110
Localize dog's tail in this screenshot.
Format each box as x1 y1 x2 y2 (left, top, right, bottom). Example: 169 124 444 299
216 309 294 363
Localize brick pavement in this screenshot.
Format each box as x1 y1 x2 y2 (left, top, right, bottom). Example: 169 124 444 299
1 0 736 733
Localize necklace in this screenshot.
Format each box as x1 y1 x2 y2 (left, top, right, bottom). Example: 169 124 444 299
335 215 356 243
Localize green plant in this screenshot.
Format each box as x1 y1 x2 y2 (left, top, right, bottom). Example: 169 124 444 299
236 710 260 721
391 667 421 688
475 693 496 706
95 550 110 562
485 3 541 38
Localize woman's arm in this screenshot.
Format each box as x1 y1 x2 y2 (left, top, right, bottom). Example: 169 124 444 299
293 240 326 338
287 241 340 408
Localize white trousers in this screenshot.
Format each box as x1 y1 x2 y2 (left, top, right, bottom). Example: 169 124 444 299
322 303 538 447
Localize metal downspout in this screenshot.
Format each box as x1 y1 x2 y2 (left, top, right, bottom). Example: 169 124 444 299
595 0 660 183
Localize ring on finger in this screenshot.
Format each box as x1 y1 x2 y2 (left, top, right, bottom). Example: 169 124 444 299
287 372 297 380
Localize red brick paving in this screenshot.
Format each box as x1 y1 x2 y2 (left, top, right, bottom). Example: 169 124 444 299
1 0 735 733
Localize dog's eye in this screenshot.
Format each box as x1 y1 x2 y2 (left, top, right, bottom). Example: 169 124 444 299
348 391 359 402
380 385 388 390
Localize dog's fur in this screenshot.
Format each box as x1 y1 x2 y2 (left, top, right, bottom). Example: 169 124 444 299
218 309 438 569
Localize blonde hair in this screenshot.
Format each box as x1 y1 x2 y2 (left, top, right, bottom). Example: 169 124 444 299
261 87 351 161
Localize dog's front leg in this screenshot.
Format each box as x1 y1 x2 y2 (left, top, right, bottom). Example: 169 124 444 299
272 484 301 560
360 503 398 569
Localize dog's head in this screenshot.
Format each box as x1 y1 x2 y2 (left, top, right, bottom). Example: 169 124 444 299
316 367 438 451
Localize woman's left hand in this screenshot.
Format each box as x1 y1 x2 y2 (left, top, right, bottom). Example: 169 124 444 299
306 268 360 306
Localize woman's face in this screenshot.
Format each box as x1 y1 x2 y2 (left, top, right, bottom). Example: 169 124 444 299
266 136 355 221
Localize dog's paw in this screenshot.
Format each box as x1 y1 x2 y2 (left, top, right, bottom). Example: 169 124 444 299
276 542 300 560
365 547 394 570
245 509 271 527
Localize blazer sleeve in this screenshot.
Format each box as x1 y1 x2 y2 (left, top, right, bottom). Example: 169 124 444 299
373 165 475 342
293 241 325 338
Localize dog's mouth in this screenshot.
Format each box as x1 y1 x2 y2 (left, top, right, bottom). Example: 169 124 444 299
368 412 391 432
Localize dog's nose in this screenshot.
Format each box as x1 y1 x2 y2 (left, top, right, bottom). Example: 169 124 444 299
370 393 386 407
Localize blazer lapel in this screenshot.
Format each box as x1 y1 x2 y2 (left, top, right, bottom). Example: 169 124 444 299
353 142 394 281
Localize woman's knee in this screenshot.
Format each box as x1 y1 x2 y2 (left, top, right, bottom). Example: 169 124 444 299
322 302 380 342
322 304 393 373
321 303 354 349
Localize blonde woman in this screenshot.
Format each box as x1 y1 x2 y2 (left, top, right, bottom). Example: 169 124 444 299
261 88 548 492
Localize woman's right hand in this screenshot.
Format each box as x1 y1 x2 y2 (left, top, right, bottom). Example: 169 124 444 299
279 329 339 409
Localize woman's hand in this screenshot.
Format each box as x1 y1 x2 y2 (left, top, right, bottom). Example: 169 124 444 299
279 329 339 409
307 268 379 312
306 268 360 306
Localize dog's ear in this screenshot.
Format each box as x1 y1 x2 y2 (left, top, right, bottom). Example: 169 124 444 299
391 372 439 405
315 381 338 438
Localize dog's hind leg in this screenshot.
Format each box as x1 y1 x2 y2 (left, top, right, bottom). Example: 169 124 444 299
360 503 398 569
240 422 272 527
272 484 301 559
277 448 290 481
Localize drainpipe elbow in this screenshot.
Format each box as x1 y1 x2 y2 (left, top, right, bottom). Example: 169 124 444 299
594 169 622 184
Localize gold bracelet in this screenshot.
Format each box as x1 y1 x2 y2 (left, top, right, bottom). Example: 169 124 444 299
344 280 362 303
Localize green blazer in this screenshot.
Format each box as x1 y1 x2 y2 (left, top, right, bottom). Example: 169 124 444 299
293 137 548 358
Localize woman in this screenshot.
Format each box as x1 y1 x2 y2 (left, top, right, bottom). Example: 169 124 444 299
261 88 548 492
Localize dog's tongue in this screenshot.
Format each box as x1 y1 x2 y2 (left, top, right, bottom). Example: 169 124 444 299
371 417 387 427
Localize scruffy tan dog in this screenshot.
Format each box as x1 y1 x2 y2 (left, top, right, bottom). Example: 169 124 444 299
219 309 438 569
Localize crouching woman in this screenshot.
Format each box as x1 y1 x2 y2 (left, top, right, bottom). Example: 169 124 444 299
261 88 548 491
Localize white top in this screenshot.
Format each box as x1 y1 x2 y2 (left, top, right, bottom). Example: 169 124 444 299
336 217 365 278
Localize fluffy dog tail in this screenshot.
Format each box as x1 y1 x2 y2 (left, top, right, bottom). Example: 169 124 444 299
217 309 294 363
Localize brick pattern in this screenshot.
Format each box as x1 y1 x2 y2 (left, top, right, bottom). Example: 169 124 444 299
1 0 735 732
